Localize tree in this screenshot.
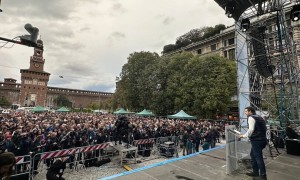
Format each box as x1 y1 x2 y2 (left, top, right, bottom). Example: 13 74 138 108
180 54 237 118
0 96 10 107
116 51 159 111
177 27 208 44
163 44 177 54
55 95 72 108
149 52 195 116
114 50 237 118
87 103 98 110
162 24 227 54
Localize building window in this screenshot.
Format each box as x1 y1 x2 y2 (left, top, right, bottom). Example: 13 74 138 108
268 26 272 33
211 44 217 51
228 38 234 45
228 48 235 60
197 49 202 54
223 40 227 47
287 19 291 27
269 38 274 51
223 51 228 58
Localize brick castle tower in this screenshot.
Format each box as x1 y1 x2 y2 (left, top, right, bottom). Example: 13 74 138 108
19 39 50 106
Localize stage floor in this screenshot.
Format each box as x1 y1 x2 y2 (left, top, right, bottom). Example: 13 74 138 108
99 145 300 180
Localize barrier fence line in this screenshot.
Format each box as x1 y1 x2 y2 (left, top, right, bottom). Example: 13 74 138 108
132 136 180 158
30 142 111 180
134 138 155 145
10 155 32 180
15 156 26 164
9 136 181 180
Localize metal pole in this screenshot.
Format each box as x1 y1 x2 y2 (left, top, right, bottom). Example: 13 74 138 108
0 36 43 49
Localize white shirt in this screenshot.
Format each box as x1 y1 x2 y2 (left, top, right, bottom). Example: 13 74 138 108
242 116 255 138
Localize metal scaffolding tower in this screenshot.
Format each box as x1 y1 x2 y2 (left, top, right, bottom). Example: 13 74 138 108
214 0 300 131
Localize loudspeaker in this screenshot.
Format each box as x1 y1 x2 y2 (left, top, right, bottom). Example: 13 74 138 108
286 139 300 156
251 26 274 78
159 144 175 157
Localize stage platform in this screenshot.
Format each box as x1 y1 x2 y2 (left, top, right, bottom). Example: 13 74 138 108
99 145 300 180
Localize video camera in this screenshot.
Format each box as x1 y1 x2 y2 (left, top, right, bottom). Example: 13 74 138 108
116 116 129 129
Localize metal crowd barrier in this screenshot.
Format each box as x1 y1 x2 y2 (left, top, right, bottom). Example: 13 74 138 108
133 138 155 157
31 142 111 179
133 136 180 158
7 136 183 180
10 155 32 180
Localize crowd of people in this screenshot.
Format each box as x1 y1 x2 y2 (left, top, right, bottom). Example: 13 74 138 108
0 110 229 179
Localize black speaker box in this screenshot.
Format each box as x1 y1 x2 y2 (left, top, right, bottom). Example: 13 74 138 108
251 26 274 78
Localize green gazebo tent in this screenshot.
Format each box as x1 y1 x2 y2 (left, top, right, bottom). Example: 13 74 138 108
30 106 48 113
113 108 131 115
136 109 155 116
167 110 196 120
56 107 70 112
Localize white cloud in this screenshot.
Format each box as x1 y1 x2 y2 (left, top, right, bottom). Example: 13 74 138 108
0 0 234 93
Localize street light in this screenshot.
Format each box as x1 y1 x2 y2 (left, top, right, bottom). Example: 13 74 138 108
291 4 300 22
241 18 250 32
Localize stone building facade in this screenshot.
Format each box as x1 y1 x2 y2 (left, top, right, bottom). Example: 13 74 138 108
0 40 113 108
163 26 236 61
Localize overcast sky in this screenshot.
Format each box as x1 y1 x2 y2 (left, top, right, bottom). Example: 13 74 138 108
0 0 234 93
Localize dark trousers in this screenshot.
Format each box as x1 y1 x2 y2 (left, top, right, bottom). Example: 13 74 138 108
195 141 200 152
250 140 267 176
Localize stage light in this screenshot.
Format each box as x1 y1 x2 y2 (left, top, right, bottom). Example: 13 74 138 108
241 18 250 32
225 1 235 18
291 4 300 22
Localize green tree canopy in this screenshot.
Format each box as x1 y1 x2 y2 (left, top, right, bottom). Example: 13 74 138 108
114 50 236 118
116 51 159 111
0 96 10 107
180 54 237 118
55 95 72 108
162 24 227 54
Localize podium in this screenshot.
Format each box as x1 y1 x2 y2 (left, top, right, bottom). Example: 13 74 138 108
286 139 300 156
